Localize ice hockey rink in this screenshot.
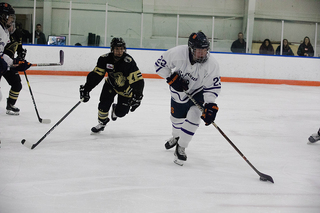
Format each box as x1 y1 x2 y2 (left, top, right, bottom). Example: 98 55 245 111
0 75 320 213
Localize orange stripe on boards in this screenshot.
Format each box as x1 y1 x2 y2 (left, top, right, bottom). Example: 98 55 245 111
143 73 163 79
21 70 320 86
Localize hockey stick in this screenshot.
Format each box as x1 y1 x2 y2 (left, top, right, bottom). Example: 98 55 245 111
21 99 83 149
31 50 64 67
185 92 274 183
23 71 51 124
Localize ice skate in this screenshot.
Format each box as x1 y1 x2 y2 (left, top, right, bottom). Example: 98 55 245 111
111 104 117 121
165 136 179 149
6 103 20 115
308 132 320 143
91 118 110 133
174 143 187 166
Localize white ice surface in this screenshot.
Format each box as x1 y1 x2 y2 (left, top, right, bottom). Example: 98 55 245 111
0 76 320 213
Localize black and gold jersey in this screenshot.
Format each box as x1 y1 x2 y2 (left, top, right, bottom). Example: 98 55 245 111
84 52 144 98
4 28 23 59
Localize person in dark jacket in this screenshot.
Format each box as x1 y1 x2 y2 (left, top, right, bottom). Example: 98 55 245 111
16 22 31 44
275 39 294 56
259 39 274 55
231 32 246 53
34 24 46 44
297 36 314 57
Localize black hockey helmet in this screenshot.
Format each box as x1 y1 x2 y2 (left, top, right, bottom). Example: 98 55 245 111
188 31 210 63
0 2 15 28
110 37 126 52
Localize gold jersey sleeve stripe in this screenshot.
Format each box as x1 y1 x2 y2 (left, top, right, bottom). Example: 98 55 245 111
128 70 143 84
93 67 106 76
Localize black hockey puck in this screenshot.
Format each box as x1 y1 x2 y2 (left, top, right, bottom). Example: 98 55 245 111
21 139 26 144
260 177 267 181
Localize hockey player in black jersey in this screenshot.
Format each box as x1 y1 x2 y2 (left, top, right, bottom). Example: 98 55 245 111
80 37 144 133
3 22 30 115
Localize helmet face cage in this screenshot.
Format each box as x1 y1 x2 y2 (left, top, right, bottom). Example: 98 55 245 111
0 3 15 28
8 21 15 34
188 32 210 63
110 37 126 53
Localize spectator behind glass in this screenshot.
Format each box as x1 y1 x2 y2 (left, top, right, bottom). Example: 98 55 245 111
297 36 314 57
34 24 46 44
16 22 31 44
275 39 294 56
259 39 274 55
230 32 246 53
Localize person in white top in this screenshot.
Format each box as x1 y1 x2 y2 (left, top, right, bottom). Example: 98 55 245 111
0 3 31 105
155 31 221 166
0 2 14 102
0 3 15 75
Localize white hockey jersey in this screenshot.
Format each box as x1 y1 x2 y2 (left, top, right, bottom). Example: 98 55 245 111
0 24 12 66
155 45 221 104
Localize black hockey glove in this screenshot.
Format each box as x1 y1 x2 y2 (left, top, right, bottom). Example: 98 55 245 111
166 73 188 92
129 93 143 112
11 58 32 72
80 85 90 102
201 103 219 126
18 49 27 60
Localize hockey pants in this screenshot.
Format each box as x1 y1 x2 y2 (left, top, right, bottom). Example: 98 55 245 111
97 81 131 122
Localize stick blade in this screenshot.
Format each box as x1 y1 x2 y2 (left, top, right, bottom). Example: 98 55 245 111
21 139 35 149
259 173 274 183
59 50 64 65
40 119 51 124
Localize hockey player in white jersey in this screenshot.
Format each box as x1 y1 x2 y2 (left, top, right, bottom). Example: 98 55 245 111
0 2 14 102
0 3 15 76
0 3 31 107
155 31 221 166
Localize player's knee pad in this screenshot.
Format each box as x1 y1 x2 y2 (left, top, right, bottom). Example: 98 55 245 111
187 105 202 123
115 102 130 118
98 100 112 112
5 72 22 92
10 82 22 93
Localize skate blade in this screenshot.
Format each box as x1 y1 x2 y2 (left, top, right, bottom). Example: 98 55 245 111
90 128 105 134
90 131 102 135
6 111 19 115
174 157 184 166
111 115 117 121
307 140 319 144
